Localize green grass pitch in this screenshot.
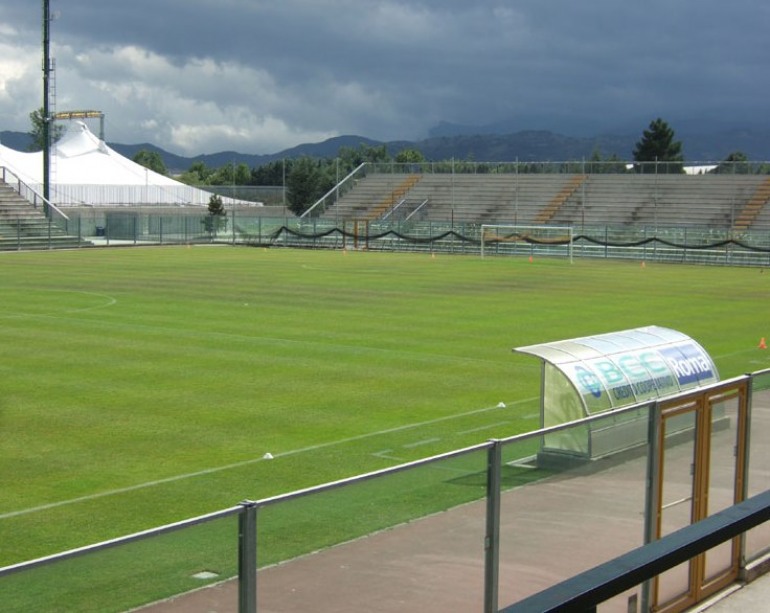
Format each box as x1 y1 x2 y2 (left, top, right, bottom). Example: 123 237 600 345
1 246 769 570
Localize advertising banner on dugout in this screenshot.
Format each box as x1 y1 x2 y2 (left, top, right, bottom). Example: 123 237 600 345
515 326 719 416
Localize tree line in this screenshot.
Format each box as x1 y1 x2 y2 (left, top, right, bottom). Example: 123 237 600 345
142 117 767 215
138 142 421 215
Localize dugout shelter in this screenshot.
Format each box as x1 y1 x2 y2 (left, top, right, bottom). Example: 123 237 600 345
514 326 721 465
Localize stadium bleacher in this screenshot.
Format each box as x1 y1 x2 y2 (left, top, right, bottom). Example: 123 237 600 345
322 171 770 230
0 178 85 250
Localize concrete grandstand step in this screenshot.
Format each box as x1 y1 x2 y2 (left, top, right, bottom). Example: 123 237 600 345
0 179 90 250
0 237 84 251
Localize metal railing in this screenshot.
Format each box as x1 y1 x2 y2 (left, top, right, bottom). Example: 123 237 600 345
1 165 69 222
2 207 770 266
300 162 367 219
2 370 770 612
501 489 770 612
361 160 770 175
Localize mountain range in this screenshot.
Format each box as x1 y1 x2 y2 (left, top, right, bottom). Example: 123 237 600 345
3 121 770 174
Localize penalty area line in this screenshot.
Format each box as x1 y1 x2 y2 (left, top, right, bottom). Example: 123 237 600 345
0 397 536 521
402 438 441 449
457 421 512 435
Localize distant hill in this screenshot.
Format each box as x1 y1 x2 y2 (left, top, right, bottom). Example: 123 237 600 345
425 119 770 161
0 131 388 174
0 131 33 152
115 135 392 173
417 131 606 162
4 124 770 174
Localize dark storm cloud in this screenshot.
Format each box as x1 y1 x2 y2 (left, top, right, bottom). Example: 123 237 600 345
1 1 768 154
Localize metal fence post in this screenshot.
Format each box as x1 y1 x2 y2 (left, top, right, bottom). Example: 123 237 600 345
238 500 258 613
485 440 502 613
740 374 754 570
642 402 661 613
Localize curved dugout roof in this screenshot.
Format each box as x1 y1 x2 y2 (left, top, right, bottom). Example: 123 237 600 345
514 326 719 416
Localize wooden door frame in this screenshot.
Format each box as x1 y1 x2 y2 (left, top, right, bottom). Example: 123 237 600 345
651 380 748 613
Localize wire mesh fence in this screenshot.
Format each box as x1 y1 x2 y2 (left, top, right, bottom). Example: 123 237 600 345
32 211 770 267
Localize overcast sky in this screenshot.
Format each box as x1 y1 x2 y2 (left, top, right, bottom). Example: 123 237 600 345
1 1 768 155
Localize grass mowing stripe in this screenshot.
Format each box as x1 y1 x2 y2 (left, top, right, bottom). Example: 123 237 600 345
0 397 536 521
14 310 525 368
1 247 768 573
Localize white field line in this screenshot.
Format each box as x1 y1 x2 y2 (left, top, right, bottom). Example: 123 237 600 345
0 290 118 319
372 419 523 461
402 438 441 449
457 421 512 435
1 397 536 520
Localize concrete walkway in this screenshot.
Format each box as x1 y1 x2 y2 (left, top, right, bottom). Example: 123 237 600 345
693 574 770 612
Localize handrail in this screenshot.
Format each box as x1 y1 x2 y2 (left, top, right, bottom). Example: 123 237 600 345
300 162 367 219
405 198 430 221
500 489 770 612
0 505 243 578
0 399 656 578
380 198 406 221
0 165 69 221
1 375 768 610
255 441 490 508
380 197 430 222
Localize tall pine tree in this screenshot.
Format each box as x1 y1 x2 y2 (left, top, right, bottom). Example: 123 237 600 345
632 118 684 174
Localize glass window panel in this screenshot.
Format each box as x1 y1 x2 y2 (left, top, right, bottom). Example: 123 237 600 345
0 514 238 613
256 448 488 612
746 371 770 561
498 409 649 608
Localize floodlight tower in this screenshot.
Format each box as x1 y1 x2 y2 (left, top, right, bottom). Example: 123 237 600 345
42 0 52 207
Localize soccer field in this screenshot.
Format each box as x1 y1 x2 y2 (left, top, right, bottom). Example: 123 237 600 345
1 246 768 567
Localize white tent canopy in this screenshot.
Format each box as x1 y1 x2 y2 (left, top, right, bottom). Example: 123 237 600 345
0 122 258 207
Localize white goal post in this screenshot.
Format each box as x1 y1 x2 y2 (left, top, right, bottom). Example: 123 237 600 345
480 224 574 262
